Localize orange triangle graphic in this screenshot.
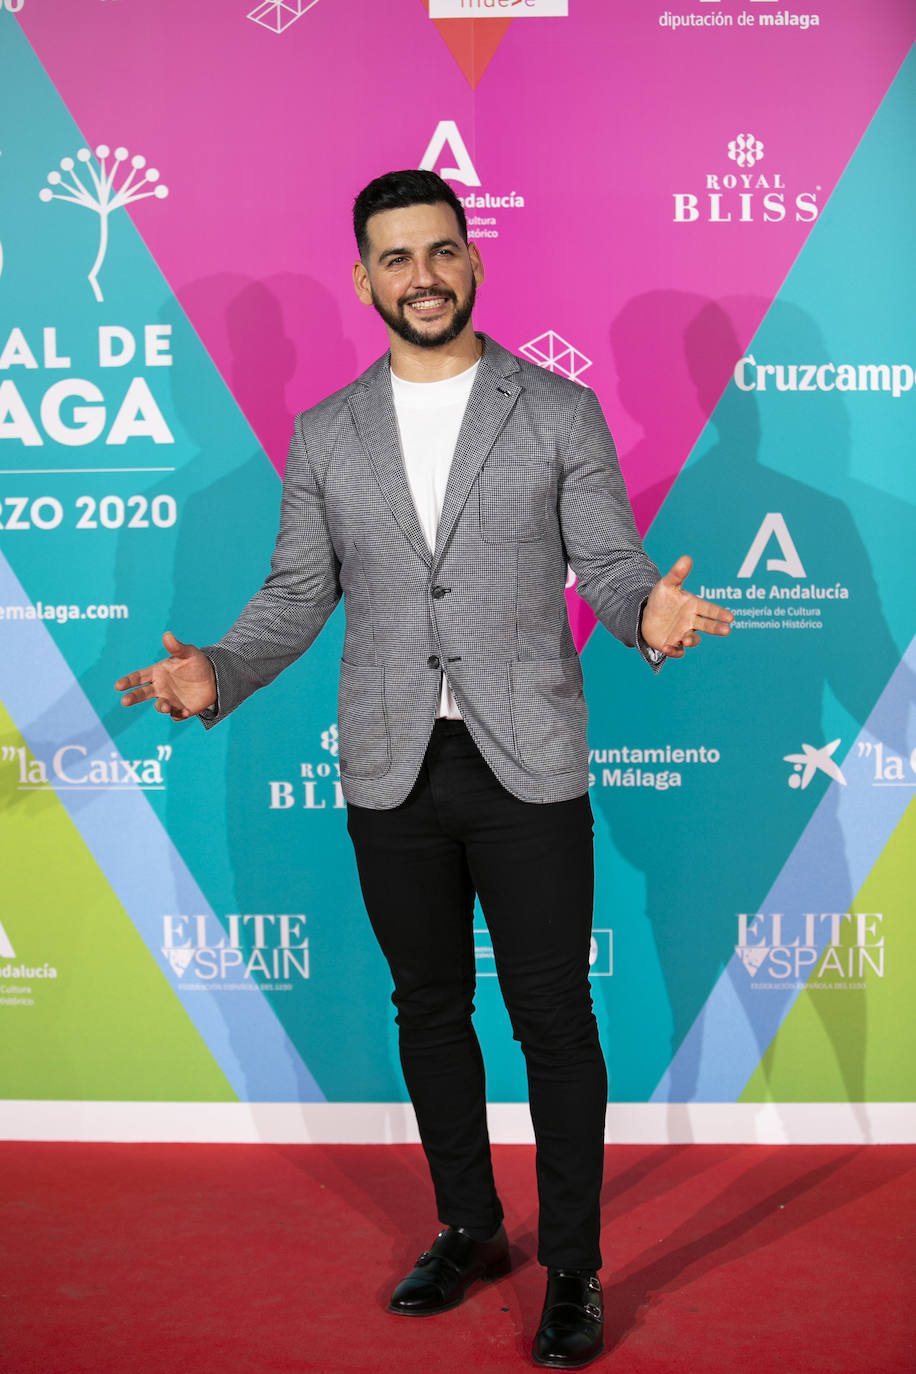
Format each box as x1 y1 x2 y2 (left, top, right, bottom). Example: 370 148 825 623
425 6 513 89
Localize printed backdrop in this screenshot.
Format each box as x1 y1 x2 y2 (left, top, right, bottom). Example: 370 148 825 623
1 0 914 1141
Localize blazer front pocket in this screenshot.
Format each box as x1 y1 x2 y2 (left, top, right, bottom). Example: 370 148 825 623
337 660 391 779
478 461 550 543
509 657 587 774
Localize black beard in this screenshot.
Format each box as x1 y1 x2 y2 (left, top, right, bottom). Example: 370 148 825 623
371 277 477 349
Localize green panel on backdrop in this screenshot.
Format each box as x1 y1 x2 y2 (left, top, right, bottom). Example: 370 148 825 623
0 702 236 1101
741 798 916 1104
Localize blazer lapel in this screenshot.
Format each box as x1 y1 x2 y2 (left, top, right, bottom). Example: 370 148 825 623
433 338 523 565
347 355 432 567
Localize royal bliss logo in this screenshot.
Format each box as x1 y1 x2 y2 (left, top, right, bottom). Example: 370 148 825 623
673 134 819 225
268 723 344 811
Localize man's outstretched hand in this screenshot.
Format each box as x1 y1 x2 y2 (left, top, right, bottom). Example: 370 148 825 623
115 631 217 721
641 555 734 659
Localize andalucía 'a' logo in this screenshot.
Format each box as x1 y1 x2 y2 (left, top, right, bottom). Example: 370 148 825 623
0 919 16 959
39 144 169 303
737 513 806 579
419 121 481 188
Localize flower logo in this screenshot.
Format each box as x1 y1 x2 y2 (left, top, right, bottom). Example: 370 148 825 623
39 144 169 302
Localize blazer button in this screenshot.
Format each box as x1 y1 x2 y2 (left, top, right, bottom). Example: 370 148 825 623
427 655 441 669
431 585 451 599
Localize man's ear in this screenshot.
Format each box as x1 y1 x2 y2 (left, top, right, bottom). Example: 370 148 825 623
353 259 373 306
469 242 485 288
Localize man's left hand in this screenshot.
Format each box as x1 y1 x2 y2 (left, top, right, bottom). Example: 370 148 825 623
641 555 734 659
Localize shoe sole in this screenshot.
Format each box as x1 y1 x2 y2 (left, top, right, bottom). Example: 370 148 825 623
387 1253 511 1317
531 1344 605 1370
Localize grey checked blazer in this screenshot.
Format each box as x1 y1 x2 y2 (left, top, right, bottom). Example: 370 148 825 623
203 335 660 806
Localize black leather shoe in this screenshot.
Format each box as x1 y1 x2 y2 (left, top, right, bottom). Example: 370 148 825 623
388 1224 510 1316
531 1270 604 1369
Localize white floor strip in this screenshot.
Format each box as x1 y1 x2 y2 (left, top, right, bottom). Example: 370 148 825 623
2 1101 913 1145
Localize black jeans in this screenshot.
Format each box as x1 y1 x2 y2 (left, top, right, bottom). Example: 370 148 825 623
346 720 607 1270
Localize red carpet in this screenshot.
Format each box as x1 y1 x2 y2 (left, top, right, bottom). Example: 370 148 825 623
2 1143 913 1373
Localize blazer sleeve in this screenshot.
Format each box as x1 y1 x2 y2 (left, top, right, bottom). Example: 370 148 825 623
200 412 342 725
558 384 663 666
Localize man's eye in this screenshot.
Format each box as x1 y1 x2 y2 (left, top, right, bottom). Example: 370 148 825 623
436 248 455 257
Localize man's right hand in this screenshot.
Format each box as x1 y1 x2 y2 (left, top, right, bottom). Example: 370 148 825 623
115 631 217 721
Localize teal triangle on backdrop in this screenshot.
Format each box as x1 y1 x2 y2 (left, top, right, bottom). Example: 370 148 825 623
584 45 915 1102
0 16 399 1103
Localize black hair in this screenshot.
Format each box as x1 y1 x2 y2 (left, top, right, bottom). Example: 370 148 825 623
353 169 468 259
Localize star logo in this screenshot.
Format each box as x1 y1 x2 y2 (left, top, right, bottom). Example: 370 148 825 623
783 739 847 790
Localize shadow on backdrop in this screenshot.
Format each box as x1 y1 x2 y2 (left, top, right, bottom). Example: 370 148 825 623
586 291 907 1134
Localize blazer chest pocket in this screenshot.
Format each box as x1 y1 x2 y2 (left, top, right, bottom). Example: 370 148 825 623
337 660 391 779
478 461 550 543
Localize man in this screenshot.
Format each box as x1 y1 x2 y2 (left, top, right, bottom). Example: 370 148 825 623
116 169 732 1369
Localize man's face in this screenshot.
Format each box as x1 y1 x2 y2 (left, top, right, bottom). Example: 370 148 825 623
353 201 484 350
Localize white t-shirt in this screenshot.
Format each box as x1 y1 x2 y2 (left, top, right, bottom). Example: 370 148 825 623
391 360 479 719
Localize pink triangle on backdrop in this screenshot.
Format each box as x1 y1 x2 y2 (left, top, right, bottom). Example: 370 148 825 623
16 0 912 674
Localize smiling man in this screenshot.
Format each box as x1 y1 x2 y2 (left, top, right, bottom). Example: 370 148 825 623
116 169 732 1370
355 206 481 351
